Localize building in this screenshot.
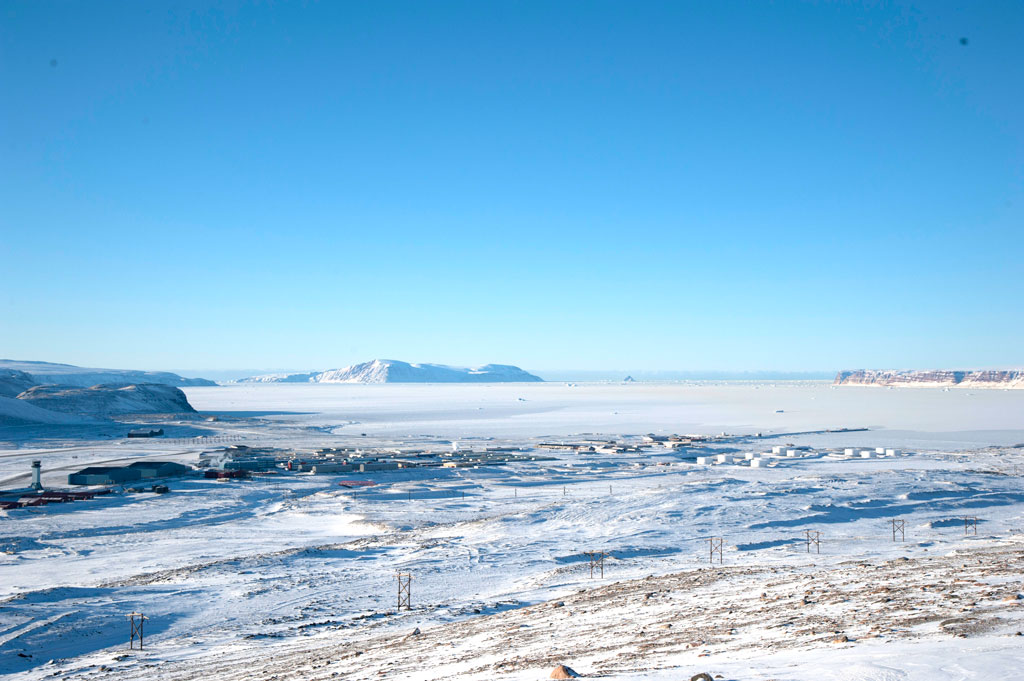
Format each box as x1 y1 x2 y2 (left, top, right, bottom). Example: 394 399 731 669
68 461 190 485
199 444 289 471
128 428 165 438
204 469 247 479
127 461 191 479
68 467 143 485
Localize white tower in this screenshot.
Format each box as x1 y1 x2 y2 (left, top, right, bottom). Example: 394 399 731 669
31 460 42 490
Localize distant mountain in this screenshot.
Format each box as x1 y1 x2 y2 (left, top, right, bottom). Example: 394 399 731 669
0 360 217 388
240 371 319 383
835 369 1024 389
238 359 543 384
17 383 197 415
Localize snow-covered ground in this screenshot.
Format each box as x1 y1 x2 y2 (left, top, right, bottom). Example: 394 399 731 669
1 382 1023 680
183 381 1024 446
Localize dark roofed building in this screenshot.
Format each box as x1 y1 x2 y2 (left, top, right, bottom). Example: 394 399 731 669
68 466 142 486
127 461 191 479
128 428 165 438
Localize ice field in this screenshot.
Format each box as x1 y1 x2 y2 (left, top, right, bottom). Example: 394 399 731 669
185 381 1024 445
1 381 1023 680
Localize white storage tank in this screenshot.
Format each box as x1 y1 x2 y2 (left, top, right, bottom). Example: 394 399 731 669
875 447 886 454
885 448 898 456
772 445 785 454
716 454 732 464
786 449 798 457
751 458 764 468
860 450 873 458
744 452 756 460
844 448 855 456
696 456 710 465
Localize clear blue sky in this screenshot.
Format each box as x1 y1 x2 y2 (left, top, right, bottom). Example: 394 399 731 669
2 1 1021 374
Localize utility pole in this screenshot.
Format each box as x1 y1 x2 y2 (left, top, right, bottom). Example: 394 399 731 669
127 613 148 650
584 551 608 578
705 537 724 564
396 572 412 611
891 518 905 542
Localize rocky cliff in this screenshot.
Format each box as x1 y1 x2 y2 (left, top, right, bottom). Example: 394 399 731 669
834 369 1024 389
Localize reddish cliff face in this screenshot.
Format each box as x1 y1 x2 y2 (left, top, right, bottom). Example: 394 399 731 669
834 370 1024 389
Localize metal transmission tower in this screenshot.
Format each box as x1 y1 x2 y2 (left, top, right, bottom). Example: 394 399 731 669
396 572 412 611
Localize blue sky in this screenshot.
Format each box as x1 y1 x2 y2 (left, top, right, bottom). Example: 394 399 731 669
1 1 1021 374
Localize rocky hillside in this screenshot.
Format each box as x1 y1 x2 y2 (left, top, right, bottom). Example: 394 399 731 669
16 383 198 415
835 369 1024 389
0 360 216 388
239 359 543 384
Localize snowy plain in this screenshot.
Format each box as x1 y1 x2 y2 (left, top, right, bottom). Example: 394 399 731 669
184 381 1024 446
1 381 1023 680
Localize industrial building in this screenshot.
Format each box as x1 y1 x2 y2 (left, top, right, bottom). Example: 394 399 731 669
128 428 164 438
0 489 112 510
127 461 191 478
68 461 191 485
204 469 247 479
68 466 142 485
199 445 290 471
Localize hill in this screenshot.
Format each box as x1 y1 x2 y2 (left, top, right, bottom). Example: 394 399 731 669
238 359 543 384
16 383 198 415
0 395 99 425
0 360 216 388
0 369 38 398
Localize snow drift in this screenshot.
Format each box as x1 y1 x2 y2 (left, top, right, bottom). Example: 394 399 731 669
0 395 98 424
0 368 38 398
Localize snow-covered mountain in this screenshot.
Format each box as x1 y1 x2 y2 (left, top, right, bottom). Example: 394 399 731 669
0 360 216 388
239 372 318 383
16 383 198 415
238 359 543 384
835 369 1024 389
